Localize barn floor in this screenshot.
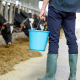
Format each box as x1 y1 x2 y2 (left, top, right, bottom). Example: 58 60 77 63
0 28 80 80
0 37 42 75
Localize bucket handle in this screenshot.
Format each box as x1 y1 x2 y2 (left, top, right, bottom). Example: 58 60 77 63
37 19 41 30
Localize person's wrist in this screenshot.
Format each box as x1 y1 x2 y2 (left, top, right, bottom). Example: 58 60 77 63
41 8 45 11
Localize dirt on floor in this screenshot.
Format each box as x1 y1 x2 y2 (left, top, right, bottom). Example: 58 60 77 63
0 37 42 75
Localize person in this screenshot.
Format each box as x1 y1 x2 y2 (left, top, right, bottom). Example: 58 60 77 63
38 0 80 80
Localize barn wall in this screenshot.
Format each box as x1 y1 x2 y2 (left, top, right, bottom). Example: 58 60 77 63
21 0 40 7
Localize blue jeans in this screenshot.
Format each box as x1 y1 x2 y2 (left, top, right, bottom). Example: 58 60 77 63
47 6 78 54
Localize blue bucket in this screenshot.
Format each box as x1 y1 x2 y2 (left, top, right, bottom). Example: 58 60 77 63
29 30 49 51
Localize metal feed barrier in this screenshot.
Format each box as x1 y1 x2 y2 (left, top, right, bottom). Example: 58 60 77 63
0 0 42 45
0 0 41 24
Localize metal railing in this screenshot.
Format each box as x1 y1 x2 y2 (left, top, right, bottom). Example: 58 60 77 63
0 0 41 24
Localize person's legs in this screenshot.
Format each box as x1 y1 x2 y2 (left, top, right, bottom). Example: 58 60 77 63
68 54 78 80
48 7 62 54
38 54 58 80
62 13 78 80
38 7 62 80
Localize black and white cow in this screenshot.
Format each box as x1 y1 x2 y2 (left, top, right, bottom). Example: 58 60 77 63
40 15 48 31
20 11 35 30
40 15 47 25
0 14 13 45
32 14 40 29
14 8 31 37
30 14 46 30
20 11 42 30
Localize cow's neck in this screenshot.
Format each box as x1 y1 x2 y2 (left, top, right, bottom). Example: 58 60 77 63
0 14 7 26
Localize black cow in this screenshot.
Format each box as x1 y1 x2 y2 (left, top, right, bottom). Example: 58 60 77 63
0 14 13 45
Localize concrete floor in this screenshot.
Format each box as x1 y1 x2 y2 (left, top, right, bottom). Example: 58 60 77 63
0 28 80 80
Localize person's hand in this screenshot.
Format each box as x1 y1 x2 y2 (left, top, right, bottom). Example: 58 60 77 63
39 9 46 21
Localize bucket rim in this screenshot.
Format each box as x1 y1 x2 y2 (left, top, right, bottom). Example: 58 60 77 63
28 30 50 33
30 49 45 51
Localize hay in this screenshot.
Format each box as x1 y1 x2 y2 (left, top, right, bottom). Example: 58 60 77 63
60 28 64 38
0 37 42 75
0 29 64 75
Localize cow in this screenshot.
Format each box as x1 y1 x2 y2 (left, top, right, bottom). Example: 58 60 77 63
40 15 47 25
0 14 13 45
32 14 40 30
39 15 48 31
14 8 31 37
20 10 34 30
20 11 42 30
20 10 32 18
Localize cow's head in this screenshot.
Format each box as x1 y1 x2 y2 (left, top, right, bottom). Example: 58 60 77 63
32 14 39 20
0 14 14 45
31 14 40 29
1 23 14 45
